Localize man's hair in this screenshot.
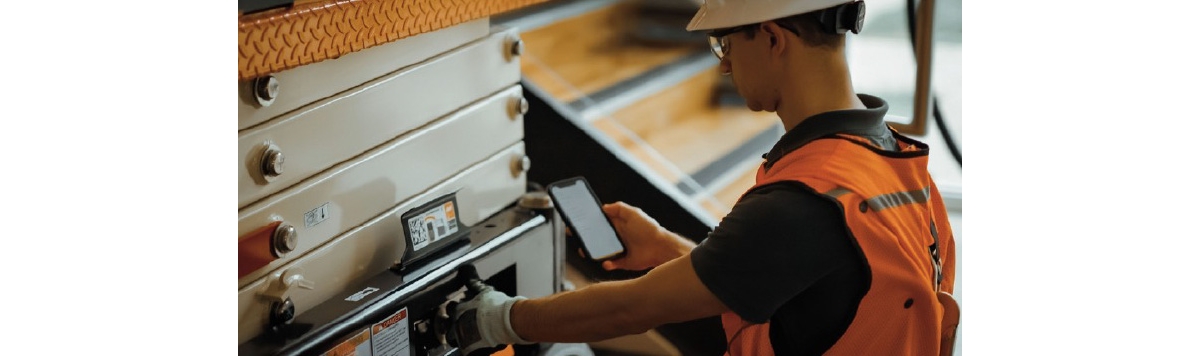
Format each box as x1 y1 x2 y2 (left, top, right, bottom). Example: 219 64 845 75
743 10 844 49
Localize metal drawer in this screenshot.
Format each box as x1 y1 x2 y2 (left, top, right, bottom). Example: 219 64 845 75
238 142 531 344
238 28 525 208
236 19 490 131
238 87 526 285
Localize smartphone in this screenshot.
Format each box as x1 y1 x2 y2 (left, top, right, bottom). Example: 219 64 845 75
546 177 627 261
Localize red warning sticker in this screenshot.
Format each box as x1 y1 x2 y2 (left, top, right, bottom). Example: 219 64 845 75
370 308 411 356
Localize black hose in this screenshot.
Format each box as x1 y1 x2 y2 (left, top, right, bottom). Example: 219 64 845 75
905 0 962 166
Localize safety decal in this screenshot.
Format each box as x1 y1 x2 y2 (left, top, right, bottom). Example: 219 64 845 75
305 202 331 228
371 308 411 356
322 328 371 356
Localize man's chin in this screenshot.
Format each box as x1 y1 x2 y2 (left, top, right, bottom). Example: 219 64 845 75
747 105 774 113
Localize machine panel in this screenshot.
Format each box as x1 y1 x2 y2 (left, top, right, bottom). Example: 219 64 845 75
237 19 490 131
239 208 557 355
238 142 529 343
238 29 524 208
237 86 527 283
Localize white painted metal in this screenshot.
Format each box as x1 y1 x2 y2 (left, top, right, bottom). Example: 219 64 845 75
238 30 524 208
236 19 490 131
474 215 556 300
238 87 526 286
238 142 531 343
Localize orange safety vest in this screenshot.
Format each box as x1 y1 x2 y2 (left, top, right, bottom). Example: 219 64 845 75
723 133 958 356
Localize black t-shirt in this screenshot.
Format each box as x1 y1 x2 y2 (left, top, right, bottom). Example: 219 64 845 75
690 94 895 355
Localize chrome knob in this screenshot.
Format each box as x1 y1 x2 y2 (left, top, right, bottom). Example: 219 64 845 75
261 147 284 177
272 223 297 257
253 75 279 107
511 155 531 177
511 96 529 118
510 38 524 57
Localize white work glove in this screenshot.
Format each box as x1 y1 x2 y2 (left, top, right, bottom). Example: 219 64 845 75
450 282 530 356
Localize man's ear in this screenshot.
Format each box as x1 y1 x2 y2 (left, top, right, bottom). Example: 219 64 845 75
760 22 788 56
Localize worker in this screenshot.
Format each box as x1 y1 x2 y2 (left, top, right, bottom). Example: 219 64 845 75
450 0 959 354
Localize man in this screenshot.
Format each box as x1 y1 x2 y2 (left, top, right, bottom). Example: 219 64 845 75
451 0 958 354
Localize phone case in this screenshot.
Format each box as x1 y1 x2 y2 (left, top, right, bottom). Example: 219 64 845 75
545 176 627 261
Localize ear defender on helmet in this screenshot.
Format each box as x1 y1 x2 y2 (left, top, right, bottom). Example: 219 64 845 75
818 0 866 34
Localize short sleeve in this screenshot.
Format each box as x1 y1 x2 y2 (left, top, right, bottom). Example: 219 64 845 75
690 183 861 323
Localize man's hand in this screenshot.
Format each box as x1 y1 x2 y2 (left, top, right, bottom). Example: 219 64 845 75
450 280 529 356
598 202 697 271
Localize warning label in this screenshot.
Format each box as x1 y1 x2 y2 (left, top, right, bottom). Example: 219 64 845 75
323 329 371 356
371 308 411 356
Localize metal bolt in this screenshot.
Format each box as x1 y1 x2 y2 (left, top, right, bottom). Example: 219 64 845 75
253 75 279 107
514 96 529 117
261 146 284 177
518 191 552 210
270 298 296 326
510 96 529 119
511 155 531 177
519 155 531 172
272 223 297 257
509 38 524 57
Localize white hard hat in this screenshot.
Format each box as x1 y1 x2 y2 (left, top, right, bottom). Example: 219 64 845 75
686 0 855 31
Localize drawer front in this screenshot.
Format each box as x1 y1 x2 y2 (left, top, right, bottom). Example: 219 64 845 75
236 19 489 131
238 28 525 208
238 86 526 284
237 142 529 343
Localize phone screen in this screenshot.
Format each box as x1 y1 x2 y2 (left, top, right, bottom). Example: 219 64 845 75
548 178 625 260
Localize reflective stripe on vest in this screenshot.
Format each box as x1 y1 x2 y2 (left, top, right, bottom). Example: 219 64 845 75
864 186 930 211
829 185 944 288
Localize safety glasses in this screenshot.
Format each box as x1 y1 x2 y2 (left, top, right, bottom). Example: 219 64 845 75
706 22 803 61
707 25 755 61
